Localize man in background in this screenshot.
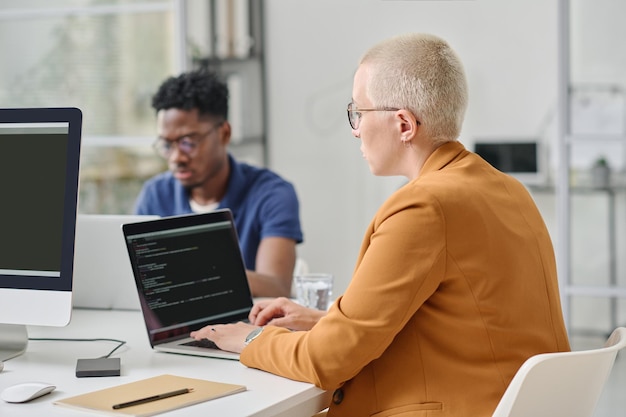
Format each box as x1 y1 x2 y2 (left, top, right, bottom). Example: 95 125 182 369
135 70 302 297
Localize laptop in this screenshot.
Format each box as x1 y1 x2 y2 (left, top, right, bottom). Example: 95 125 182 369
73 214 159 310
122 209 253 360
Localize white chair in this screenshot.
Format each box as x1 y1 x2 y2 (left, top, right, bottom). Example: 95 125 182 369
492 327 626 417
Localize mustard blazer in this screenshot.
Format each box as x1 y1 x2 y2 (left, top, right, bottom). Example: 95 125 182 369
241 141 570 417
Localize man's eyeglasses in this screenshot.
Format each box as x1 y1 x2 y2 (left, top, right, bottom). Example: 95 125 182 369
153 122 222 159
347 102 400 130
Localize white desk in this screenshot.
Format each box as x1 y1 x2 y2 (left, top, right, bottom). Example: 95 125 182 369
0 309 330 416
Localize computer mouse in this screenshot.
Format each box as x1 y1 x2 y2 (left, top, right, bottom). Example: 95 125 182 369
1 382 56 403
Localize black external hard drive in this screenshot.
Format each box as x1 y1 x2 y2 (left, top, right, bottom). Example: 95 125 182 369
75 358 121 377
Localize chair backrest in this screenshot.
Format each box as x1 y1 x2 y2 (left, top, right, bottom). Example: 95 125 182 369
491 327 626 417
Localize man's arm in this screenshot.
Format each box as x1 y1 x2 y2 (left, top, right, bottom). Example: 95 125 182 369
246 236 296 297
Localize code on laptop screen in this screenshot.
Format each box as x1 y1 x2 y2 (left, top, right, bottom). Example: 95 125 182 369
125 219 252 342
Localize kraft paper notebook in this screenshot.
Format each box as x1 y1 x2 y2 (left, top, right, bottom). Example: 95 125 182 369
54 374 246 416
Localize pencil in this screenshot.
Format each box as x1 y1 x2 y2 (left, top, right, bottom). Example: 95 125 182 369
112 388 193 409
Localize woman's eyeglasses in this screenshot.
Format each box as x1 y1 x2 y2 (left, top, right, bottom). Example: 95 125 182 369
347 102 400 130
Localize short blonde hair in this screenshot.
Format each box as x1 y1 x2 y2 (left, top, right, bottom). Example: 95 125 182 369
359 33 468 145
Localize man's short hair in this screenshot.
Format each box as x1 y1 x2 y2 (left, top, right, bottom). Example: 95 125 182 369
152 69 229 120
360 33 468 145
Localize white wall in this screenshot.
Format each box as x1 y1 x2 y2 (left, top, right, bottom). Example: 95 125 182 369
264 0 558 296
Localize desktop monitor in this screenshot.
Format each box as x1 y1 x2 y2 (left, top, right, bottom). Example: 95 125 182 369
474 139 546 186
0 107 82 361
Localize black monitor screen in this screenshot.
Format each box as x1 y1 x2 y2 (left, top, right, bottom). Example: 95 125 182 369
474 142 538 173
2 131 67 274
0 108 82 291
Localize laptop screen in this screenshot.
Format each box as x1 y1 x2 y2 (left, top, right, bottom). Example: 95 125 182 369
123 210 253 344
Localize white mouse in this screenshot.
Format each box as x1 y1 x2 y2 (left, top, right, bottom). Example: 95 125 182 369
1 382 56 403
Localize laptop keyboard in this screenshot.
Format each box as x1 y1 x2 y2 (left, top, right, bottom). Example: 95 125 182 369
182 338 220 350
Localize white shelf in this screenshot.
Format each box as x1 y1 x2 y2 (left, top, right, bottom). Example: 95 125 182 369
564 286 626 298
556 0 626 333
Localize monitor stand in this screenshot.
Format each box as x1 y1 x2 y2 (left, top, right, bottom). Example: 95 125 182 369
0 324 28 361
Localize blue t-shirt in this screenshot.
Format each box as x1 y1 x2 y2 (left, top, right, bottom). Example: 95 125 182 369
134 154 303 270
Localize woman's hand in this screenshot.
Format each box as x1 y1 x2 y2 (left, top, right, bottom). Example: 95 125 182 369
189 298 328 352
190 322 257 353
249 297 326 331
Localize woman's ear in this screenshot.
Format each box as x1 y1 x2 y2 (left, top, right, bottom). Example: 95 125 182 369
396 109 419 141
